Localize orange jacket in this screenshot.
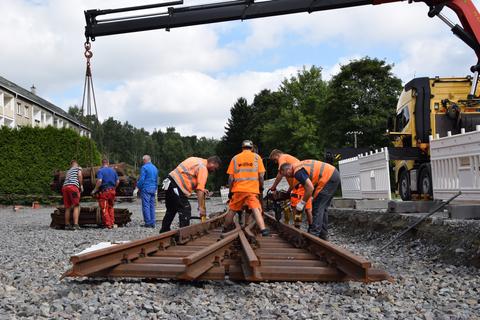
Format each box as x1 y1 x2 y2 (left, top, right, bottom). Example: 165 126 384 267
277 153 300 188
227 150 265 194
293 160 335 198
169 157 208 196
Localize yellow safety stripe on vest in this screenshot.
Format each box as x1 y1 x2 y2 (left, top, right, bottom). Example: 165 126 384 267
175 160 205 192
175 165 192 191
233 154 259 173
318 162 326 180
303 160 315 181
234 177 259 181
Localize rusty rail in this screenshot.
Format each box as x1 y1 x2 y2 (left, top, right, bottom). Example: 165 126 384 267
63 211 390 282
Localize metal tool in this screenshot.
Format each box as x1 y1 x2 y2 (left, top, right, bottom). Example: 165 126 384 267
378 191 461 252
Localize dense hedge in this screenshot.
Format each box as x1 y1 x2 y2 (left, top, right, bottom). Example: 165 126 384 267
0 126 100 196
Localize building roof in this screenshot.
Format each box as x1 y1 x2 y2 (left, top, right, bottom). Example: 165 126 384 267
0 75 90 131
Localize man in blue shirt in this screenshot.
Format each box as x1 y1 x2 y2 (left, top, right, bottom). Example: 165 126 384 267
91 159 120 229
137 155 158 228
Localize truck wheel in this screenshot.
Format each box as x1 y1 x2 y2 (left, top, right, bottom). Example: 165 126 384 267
419 167 433 197
399 171 412 201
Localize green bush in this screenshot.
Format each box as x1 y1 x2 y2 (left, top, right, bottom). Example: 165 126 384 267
0 126 100 196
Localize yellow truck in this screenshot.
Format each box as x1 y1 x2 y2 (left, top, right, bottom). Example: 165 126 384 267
389 77 480 200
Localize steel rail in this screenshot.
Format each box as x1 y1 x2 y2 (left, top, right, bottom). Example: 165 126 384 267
263 213 376 282
63 211 389 283
62 213 226 278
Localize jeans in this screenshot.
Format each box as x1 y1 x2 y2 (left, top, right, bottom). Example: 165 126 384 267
141 188 157 226
310 169 340 237
160 178 191 233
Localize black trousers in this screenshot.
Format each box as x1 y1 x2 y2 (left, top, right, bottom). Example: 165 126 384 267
160 178 191 232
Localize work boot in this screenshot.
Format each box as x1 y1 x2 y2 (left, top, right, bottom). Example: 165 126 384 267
65 224 73 230
319 231 328 241
72 224 81 231
260 228 270 237
307 225 312 234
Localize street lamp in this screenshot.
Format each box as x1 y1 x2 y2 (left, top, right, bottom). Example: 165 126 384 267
346 131 363 148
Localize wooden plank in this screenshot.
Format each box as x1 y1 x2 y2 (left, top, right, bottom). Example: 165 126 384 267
260 259 327 267
256 252 318 260
133 257 183 264
258 266 347 282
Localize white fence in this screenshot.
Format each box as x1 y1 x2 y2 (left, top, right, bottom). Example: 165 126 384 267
339 148 391 200
430 127 480 201
338 156 361 199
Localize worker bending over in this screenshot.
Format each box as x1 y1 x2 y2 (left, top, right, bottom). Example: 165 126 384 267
62 160 83 230
225 140 269 236
279 160 340 240
91 159 120 229
269 149 310 227
268 149 299 193
160 156 221 232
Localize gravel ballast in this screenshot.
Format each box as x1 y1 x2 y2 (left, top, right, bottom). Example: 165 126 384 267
0 199 479 319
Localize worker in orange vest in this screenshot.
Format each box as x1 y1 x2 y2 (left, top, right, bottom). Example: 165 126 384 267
279 160 340 240
268 149 299 193
159 156 222 232
225 140 269 236
269 149 312 228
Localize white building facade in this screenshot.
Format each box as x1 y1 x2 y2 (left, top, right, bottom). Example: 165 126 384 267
0 76 90 137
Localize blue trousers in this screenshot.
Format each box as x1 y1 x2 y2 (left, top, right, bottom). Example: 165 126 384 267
310 169 340 237
141 189 157 226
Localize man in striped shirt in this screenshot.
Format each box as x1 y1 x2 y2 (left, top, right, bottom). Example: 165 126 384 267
62 160 83 230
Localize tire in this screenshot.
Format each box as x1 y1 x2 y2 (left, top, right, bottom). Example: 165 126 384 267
399 170 412 201
419 167 433 197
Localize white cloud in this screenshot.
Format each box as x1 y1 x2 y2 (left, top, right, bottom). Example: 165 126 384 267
93 67 299 137
0 0 237 91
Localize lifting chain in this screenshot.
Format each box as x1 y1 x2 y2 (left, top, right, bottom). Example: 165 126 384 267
80 39 98 172
84 41 93 77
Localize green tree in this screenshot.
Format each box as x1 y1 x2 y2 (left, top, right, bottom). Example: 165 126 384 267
215 97 255 187
261 66 329 159
322 57 402 149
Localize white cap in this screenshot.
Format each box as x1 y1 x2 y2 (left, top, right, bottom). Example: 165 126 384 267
242 140 253 148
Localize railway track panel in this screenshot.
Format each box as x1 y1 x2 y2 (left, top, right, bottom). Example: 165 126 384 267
63 212 390 283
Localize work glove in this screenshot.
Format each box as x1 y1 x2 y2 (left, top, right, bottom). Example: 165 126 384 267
80 185 84 193
90 189 96 196
295 200 306 212
133 188 139 197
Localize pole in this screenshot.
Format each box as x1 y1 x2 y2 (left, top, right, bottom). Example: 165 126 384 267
377 191 461 252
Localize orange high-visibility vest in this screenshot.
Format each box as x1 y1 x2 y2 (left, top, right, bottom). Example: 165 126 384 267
169 157 208 196
227 150 265 194
277 153 300 188
293 160 335 198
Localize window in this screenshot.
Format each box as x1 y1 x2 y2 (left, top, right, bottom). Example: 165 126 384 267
395 105 410 132
24 105 29 118
16 103 23 115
